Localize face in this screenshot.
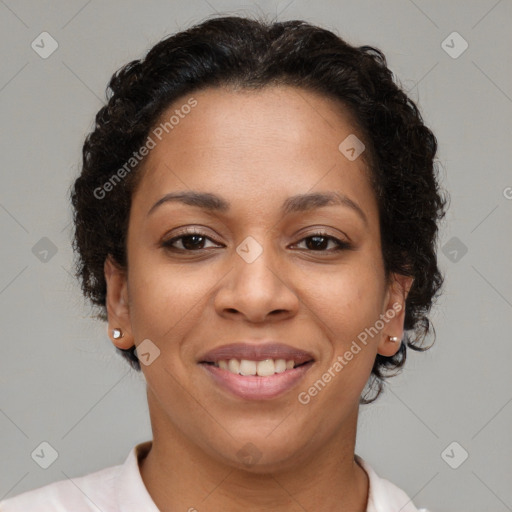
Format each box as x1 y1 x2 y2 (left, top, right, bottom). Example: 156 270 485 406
105 85 412 472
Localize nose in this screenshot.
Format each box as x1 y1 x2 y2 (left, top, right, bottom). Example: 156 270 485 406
214 241 300 324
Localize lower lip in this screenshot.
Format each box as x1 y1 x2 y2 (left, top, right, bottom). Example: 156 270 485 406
200 362 314 400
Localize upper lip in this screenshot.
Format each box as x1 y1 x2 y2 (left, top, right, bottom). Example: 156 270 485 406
198 342 315 365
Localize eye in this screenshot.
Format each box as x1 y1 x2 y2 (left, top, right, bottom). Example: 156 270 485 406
161 228 222 251
292 232 352 252
161 229 352 253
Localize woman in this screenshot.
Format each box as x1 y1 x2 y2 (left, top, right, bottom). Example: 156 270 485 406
1 14 446 512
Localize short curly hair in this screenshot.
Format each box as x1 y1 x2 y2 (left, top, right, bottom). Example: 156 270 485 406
70 14 448 403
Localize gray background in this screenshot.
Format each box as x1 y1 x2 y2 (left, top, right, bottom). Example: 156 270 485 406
0 1 511 511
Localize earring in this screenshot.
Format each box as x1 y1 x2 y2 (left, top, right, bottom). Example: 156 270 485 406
388 336 400 343
112 328 124 339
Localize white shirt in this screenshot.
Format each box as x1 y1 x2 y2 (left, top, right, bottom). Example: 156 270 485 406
0 441 429 511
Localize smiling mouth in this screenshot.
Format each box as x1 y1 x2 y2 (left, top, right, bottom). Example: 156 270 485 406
199 359 315 401
197 341 315 399
201 358 313 377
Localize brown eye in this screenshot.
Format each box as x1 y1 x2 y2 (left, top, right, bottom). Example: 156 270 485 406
177 234 207 250
305 235 330 251
293 233 352 252
162 229 222 252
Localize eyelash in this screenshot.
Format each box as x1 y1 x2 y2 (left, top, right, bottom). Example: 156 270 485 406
161 228 352 253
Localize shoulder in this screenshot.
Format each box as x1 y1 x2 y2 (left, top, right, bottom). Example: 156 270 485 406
0 441 156 512
0 460 121 512
355 455 431 512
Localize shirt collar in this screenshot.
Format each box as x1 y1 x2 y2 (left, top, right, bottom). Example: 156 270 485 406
117 441 160 512
355 454 421 512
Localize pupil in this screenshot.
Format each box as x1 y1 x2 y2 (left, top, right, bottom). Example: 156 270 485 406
308 236 327 250
184 235 204 250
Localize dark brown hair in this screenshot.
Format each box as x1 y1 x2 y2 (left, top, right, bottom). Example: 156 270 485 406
71 14 448 403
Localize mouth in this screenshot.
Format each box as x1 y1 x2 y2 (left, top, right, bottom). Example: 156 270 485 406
201 358 311 376
198 342 315 400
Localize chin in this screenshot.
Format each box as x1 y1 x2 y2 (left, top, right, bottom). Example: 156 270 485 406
209 433 313 474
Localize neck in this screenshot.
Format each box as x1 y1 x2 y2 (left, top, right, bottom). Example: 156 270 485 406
139 391 369 512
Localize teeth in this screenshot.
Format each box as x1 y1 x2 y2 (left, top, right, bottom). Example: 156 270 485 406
239 359 257 376
275 359 287 373
228 358 240 374
256 359 275 377
214 358 298 376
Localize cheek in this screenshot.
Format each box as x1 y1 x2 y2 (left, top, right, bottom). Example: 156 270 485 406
126 256 212 342
298 268 383 416
301 260 385 339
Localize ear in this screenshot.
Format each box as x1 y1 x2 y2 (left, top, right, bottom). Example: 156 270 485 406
377 273 414 357
104 254 133 349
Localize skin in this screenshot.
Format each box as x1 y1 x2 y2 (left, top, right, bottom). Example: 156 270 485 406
104 85 413 512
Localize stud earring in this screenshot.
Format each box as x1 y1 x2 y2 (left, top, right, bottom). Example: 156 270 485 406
112 328 124 339
388 336 400 343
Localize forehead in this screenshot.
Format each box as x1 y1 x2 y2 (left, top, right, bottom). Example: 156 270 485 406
133 85 376 221
147 85 365 162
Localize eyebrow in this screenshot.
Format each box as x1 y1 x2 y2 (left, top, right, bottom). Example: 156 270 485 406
147 190 368 225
